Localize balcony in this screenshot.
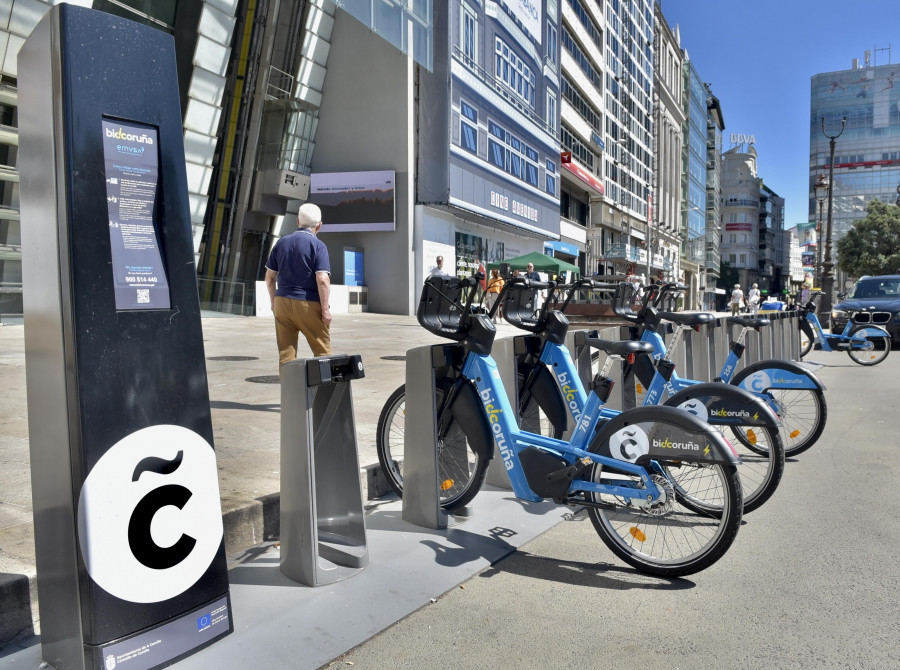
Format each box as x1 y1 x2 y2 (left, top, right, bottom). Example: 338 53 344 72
603 242 640 262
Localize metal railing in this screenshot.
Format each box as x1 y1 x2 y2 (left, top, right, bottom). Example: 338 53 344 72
196 276 247 316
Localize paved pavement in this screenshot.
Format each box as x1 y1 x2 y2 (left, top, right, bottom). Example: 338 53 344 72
0 310 572 643
4 312 899 669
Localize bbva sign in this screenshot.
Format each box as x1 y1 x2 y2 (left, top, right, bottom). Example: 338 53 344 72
730 133 756 145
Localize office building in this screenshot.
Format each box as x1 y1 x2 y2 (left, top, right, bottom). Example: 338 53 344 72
810 56 900 250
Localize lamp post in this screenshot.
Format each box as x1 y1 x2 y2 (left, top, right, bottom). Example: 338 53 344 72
820 116 845 326
814 174 828 286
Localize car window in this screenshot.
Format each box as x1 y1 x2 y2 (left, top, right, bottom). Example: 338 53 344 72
849 278 900 299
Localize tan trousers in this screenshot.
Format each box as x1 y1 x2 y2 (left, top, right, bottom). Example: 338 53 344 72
274 297 331 365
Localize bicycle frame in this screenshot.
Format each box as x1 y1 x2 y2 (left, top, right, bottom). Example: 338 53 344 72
803 309 888 352
718 326 822 391
460 351 661 504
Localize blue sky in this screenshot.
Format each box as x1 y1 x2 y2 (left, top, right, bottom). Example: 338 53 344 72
658 0 899 227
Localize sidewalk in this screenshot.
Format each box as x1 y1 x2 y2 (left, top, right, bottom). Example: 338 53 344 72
0 310 553 643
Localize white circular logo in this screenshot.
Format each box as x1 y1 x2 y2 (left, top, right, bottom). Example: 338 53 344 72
77 425 224 603
678 398 709 422
609 425 650 462
743 371 771 393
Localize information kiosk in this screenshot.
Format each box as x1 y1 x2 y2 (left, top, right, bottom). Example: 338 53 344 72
19 6 232 669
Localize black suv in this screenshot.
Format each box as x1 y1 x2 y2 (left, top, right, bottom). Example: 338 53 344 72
831 275 900 342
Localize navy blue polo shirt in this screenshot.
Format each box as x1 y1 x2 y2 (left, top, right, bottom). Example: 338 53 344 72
266 229 331 302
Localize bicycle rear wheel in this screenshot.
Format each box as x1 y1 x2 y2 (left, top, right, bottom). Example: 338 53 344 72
711 423 783 514
846 325 891 366
375 382 489 511
586 458 742 577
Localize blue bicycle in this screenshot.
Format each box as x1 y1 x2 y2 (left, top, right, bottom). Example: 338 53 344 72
621 282 827 458
408 274 743 576
798 291 891 365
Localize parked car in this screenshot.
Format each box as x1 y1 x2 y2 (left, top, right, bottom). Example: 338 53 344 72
831 275 900 342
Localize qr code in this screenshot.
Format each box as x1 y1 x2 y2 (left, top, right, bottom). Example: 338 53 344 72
136 289 150 304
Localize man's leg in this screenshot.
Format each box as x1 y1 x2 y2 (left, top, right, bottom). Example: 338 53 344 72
274 297 302 366
297 300 331 356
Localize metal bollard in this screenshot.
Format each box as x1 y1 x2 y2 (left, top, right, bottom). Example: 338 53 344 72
280 355 368 586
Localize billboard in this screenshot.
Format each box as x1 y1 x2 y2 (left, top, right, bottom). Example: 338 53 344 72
310 170 395 232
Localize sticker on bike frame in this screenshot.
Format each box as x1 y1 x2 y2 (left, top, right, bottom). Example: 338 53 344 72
738 369 819 392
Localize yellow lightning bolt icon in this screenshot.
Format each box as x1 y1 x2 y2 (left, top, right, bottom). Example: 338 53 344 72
753 412 759 421
704 445 710 457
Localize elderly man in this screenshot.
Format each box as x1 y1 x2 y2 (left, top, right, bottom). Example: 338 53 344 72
265 203 332 365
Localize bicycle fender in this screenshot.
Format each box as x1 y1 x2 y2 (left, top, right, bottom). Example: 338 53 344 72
528 364 569 436
732 359 826 392
450 381 495 462
589 405 739 466
663 382 780 431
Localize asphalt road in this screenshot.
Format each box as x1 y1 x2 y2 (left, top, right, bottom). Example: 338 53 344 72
324 350 900 670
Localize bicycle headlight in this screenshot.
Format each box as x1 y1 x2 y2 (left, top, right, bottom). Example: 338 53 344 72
832 309 849 320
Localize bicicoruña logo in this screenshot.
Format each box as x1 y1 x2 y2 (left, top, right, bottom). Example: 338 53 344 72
609 425 650 462
77 425 224 603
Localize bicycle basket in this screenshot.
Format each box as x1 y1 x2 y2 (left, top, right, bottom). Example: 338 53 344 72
611 282 640 319
416 276 468 341
499 281 542 333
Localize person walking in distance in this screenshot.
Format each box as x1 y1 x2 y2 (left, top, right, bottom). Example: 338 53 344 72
485 268 505 322
730 283 744 317
265 203 332 366
430 255 449 277
746 283 761 315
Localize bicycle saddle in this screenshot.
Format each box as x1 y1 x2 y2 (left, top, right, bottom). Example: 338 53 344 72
727 316 771 328
656 311 716 327
583 335 654 358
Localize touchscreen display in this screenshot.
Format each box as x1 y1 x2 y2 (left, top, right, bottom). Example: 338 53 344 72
101 119 171 310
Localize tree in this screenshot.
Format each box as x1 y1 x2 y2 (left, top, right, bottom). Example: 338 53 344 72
836 200 900 277
717 260 739 290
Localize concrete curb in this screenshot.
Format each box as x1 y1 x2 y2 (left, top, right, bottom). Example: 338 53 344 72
0 573 33 647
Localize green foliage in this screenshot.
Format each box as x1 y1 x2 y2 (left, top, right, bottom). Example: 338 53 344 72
717 260 739 289
836 200 900 277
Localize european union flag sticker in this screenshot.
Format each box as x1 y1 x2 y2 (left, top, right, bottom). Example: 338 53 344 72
197 614 211 632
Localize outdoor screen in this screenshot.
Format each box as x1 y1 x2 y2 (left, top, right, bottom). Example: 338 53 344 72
101 118 171 310
310 170 395 232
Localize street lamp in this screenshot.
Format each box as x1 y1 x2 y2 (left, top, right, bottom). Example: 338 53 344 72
814 174 829 285
820 116 846 326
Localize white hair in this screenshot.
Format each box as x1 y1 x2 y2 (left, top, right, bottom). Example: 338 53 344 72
297 203 322 229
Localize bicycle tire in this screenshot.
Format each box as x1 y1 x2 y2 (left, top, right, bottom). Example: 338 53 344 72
586 454 742 577
710 423 783 514
735 387 827 458
375 382 489 511
846 325 891 366
799 321 814 358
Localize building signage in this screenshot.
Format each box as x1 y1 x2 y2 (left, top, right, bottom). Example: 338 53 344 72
561 161 604 195
725 223 752 231
510 0 543 44
730 133 756 145
490 189 539 222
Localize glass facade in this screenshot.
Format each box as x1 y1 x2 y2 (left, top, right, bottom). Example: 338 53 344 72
809 64 900 242
682 60 706 265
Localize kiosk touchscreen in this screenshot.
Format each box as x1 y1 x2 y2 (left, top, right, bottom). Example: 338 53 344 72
19 6 232 669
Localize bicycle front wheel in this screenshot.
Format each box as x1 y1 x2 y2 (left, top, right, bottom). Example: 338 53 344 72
375 382 489 511
587 459 742 577
757 388 827 458
847 325 891 366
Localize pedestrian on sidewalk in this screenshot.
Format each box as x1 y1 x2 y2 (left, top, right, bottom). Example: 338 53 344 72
747 283 761 315
486 268 504 322
265 203 332 365
730 283 744 316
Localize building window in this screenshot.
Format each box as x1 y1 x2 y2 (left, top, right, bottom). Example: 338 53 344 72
740 253 747 265
546 90 557 134
459 100 478 155
495 37 535 107
487 119 540 188
547 23 558 65
461 2 478 67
